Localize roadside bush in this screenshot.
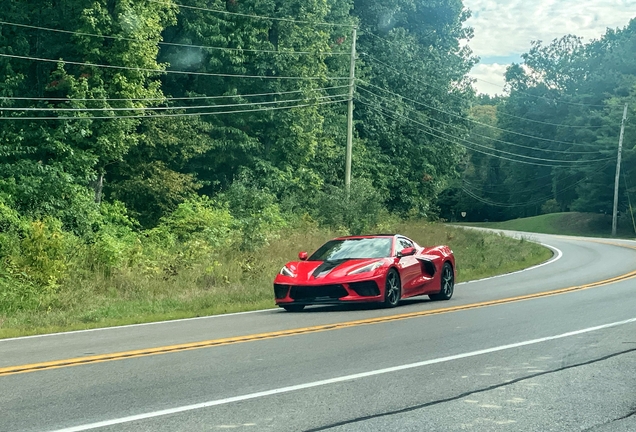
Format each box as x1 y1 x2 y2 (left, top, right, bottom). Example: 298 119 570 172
220 182 286 250
312 179 387 235
152 196 234 247
18 218 71 289
0 269 42 313
541 199 560 215
87 202 142 274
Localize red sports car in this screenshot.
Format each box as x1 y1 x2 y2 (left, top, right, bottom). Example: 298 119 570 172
274 234 456 312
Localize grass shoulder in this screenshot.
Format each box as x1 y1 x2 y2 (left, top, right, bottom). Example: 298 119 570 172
461 212 636 239
0 222 552 339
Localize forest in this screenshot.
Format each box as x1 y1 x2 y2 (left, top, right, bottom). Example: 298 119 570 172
0 0 634 329
439 26 636 222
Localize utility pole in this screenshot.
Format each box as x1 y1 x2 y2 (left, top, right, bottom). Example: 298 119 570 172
345 27 357 195
612 103 629 237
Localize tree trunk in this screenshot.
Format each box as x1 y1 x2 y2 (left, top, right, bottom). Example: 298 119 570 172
94 171 104 204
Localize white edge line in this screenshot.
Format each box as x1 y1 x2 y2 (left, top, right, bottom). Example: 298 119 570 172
1 241 563 342
0 309 270 342
49 316 636 432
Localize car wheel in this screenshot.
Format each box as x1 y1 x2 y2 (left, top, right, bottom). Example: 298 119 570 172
384 269 401 308
282 304 305 312
429 262 454 301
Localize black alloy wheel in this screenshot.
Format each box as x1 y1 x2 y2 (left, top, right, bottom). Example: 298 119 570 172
429 262 454 301
384 269 401 308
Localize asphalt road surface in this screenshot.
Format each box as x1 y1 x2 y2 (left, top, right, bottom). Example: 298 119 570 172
2 230 636 432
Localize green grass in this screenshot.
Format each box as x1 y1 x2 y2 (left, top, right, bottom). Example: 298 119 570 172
0 221 551 339
461 212 636 239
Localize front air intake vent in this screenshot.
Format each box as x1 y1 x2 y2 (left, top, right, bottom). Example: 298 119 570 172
349 281 380 297
274 284 290 299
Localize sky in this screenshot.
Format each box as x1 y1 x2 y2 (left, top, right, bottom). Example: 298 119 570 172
463 0 636 95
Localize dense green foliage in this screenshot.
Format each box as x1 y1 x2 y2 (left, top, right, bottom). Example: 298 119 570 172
0 0 477 322
439 20 636 224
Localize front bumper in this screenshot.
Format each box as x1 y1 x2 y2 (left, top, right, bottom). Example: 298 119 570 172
274 276 384 305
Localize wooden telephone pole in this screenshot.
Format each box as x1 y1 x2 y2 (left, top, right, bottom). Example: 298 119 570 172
612 103 629 237
345 27 357 195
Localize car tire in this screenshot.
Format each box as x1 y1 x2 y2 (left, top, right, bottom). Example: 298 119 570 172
383 269 401 308
429 262 454 301
282 304 305 312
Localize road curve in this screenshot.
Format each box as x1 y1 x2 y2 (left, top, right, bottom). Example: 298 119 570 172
1 230 636 432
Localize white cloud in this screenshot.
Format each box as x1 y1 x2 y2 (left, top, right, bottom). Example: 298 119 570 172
464 0 636 94
470 63 509 95
464 0 636 58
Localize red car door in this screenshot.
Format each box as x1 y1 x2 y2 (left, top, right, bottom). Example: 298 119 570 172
396 237 422 296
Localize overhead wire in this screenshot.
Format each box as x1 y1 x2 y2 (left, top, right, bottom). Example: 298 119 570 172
0 85 350 102
149 0 354 28
357 86 600 155
460 166 609 208
363 55 608 128
461 168 586 196
0 98 348 121
0 53 350 81
355 95 611 166
462 168 583 192
358 79 603 148
355 97 614 167
0 20 350 57
472 75 610 108
359 38 613 110
0 93 348 112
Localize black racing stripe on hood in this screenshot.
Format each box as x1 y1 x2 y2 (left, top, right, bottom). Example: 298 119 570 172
312 259 350 279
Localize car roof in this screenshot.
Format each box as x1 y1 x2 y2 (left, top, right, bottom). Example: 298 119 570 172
334 234 397 240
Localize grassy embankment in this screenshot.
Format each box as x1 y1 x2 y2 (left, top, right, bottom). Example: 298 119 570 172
463 212 636 238
0 222 551 339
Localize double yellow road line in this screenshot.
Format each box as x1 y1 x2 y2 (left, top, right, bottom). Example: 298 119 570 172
2 264 636 378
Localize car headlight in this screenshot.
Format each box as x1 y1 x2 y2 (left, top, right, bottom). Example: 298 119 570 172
348 261 383 275
280 266 296 277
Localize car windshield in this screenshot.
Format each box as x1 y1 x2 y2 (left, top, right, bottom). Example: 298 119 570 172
309 238 393 261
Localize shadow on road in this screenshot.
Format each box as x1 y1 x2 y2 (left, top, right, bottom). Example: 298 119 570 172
276 298 435 314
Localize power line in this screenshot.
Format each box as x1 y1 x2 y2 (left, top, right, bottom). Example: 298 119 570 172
150 0 353 28
461 170 603 207
363 29 437 44
0 85 350 102
0 53 350 81
360 46 612 111
1 93 348 112
364 55 612 124
356 95 605 164
461 187 553 208
463 168 583 192
0 98 348 121
358 80 602 148
0 20 350 57
473 76 610 108
357 86 600 155
462 168 586 196
356 98 614 167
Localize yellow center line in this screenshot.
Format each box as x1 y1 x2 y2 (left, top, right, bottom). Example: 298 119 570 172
2 263 636 378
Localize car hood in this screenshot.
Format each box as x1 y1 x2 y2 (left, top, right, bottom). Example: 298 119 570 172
286 258 387 282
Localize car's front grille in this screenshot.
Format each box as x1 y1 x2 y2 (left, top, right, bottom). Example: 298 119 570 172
349 281 380 297
274 284 290 299
289 285 348 301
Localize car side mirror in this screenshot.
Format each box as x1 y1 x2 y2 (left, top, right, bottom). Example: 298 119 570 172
298 252 308 261
398 247 416 258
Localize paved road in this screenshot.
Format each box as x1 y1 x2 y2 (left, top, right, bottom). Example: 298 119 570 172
1 231 636 432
